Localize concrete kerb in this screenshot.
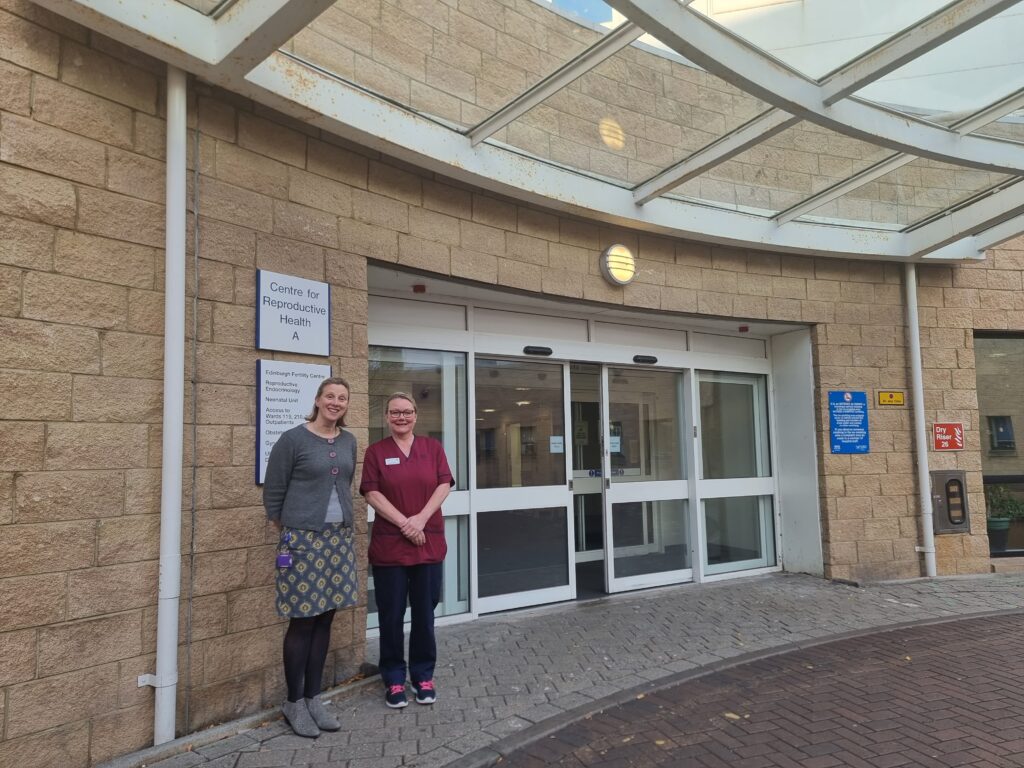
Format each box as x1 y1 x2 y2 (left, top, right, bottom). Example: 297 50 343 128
444 604 1024 768
96 675 379 768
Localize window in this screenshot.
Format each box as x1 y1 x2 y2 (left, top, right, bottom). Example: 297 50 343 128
988 416 1016 451
975 334 1024 555
368 346 468 489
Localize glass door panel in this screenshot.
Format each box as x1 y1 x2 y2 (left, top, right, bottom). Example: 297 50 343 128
604 368 691 591
703 496 776 575
699 372 770 479
611 499 690 577
698 371 777 576
474 358 573 612
478 507 569 597
475 358 566 488
608 368 684 483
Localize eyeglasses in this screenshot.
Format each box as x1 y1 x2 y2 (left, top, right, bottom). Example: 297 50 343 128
388 410 416 418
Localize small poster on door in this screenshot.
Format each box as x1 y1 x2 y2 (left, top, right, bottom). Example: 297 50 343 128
549 435 564 454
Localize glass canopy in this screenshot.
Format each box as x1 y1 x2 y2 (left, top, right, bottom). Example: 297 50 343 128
43 0 1024 262
283 0 1024 249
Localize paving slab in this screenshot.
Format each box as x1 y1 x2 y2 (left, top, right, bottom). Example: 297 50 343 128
135 572 1024 768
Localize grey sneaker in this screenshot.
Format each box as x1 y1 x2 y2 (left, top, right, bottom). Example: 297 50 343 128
282 699 320 738
305 697 341 731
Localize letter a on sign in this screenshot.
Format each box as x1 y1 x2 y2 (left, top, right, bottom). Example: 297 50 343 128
933 422 964 451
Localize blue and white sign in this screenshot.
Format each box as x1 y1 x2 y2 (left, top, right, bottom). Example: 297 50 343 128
256 359 331 484
829 390 869 454
256 269 330 356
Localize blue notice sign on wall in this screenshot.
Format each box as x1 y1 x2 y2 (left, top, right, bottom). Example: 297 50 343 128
829 391 869 454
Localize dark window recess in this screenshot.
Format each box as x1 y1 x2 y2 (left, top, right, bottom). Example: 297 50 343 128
989 415 1016 450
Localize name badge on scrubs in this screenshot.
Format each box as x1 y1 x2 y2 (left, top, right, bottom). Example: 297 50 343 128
385 457 400 466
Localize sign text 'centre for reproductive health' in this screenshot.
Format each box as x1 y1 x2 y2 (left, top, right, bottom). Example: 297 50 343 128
256 269 330 356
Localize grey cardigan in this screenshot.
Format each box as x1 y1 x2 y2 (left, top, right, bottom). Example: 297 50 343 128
263 424 357 531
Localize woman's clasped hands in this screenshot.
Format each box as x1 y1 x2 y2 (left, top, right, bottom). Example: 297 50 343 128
399 512 427 546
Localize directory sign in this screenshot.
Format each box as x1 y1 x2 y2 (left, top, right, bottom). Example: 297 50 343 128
829 390 869 454
256 360 331 483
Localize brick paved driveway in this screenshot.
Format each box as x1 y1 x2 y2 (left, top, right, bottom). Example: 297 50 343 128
502 613 1024 768
139 574 1024 768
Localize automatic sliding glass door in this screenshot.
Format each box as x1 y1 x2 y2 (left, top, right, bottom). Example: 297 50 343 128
473 358 573 612
602 367 692 591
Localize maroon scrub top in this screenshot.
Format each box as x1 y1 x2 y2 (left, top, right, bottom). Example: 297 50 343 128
360 435 454 566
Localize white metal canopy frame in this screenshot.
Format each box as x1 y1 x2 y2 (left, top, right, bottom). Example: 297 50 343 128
35 0 1024 261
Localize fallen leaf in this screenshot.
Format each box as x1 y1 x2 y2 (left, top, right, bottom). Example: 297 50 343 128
723 712 741 720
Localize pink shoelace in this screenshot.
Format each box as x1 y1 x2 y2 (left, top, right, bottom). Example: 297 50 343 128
417 681 434 691
388 684 405 695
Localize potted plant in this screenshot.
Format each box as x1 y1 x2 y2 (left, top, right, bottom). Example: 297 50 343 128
985 484 1024 552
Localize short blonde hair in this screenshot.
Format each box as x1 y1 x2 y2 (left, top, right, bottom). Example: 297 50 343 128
385 392 417 413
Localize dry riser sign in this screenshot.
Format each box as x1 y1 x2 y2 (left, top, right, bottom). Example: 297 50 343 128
933 422 965 451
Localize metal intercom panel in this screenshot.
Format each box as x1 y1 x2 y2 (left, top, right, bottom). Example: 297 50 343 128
931 470 970 534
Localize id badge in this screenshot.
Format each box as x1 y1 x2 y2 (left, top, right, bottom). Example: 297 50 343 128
276 530 295 568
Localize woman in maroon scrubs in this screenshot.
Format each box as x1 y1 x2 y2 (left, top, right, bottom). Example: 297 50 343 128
360 392 453 708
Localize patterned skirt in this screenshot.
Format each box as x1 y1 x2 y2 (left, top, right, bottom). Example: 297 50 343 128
276 523 359 618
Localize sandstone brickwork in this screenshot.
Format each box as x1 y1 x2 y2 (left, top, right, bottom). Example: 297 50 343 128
0 1 1019 765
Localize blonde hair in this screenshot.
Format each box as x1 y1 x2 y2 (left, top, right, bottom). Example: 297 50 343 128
306 377 351 427
385 392 417 413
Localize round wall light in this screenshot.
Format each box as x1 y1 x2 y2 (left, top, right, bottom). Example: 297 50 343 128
600 243 637 286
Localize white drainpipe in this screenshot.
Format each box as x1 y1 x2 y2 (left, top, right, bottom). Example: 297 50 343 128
905 262 937 578
140 63 187 745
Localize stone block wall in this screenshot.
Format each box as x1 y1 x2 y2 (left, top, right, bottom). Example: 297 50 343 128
0 3 371 764
0 0 1021 765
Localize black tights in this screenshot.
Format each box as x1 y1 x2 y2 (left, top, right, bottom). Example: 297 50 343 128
283 610 335 703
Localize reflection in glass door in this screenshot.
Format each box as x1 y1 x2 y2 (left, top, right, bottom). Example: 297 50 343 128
473 358 573 612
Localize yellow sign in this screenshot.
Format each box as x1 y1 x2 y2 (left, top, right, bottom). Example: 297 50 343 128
877 391 905 406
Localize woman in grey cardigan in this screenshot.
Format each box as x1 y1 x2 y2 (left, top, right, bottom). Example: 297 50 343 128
263 376 358 738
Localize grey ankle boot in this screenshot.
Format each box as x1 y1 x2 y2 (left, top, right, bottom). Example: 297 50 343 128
305 697 341 731
282 699 320 738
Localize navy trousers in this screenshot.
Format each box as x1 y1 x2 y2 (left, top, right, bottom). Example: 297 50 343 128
373 562 443 686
